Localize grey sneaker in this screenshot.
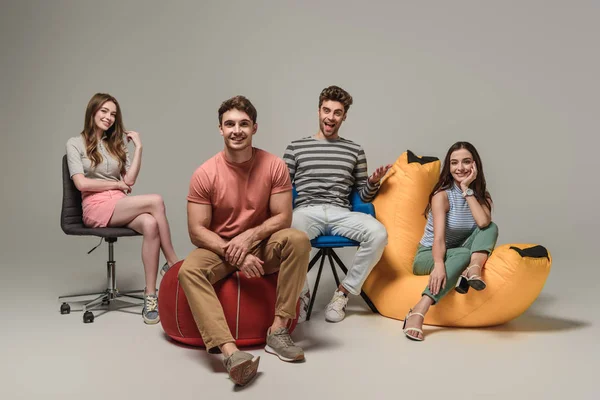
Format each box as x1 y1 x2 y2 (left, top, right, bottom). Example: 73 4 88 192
142 293 160 324
265 327 304 362
223 351 260 386
159 262 170 277
325 290 348 323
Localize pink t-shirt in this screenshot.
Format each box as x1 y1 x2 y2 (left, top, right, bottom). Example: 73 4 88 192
187 148 292 239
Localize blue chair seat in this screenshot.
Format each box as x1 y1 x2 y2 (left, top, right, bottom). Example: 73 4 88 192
311 236 359 248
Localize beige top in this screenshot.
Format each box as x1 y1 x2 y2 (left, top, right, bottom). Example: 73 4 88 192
66 134 130 182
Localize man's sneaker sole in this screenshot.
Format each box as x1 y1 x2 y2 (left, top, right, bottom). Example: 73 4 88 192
325 307 346 323
143 315 160 325
264 345 305 362
228 357 260 386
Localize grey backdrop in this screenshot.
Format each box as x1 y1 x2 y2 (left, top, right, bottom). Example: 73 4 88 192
1 0 598 306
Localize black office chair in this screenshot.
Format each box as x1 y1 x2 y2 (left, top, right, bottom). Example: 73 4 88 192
59 155 145 323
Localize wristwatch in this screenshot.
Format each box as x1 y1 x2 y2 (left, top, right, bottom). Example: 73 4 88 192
462 188 474 197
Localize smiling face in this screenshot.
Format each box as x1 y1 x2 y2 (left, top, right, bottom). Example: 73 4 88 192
449 148 474 185
93 101 117 133
317 100 346 139
219 108 257 152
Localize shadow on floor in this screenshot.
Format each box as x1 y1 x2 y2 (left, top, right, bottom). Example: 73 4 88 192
419 294 591 338
482 293 590 333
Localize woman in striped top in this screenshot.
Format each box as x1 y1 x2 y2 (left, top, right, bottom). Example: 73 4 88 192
402 142 499 341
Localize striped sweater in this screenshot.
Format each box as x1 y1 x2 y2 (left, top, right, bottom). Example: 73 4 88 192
420 183 477 248
283 136 379 209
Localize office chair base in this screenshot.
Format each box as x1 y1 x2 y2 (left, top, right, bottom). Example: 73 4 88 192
305 248 379 321
59 238 146 323
59 289 145 323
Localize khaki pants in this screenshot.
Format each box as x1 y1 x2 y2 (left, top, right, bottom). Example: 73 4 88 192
178 228 310 352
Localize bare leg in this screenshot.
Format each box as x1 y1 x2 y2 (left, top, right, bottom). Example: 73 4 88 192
336 284 349 295
109 194 178 266
220 342 239 358
270 315 291 332
461 251 489 279
125 214 160 294
404 295 434 340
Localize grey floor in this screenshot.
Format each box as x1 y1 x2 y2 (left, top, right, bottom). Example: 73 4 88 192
1 254 596 400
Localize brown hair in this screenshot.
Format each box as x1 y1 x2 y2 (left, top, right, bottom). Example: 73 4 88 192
318 85 353 113
424 141 492 217
81 93 127 175
218 95 257 125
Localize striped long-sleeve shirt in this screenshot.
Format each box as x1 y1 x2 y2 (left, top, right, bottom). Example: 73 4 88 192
283 136 380 209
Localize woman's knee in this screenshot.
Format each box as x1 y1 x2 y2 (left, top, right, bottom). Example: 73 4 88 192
140 214 159 237
479 221 498 235
147 194 165 212
485 221 499 236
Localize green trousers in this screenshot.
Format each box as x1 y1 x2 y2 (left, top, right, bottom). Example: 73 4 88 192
413 222 499 304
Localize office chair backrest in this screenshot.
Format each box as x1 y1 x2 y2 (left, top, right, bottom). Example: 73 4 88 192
61 155 85 234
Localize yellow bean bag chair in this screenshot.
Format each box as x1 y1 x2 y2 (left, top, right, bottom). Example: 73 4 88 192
362 150 552 327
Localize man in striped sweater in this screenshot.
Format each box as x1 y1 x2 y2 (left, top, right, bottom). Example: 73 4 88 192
283 85 391 323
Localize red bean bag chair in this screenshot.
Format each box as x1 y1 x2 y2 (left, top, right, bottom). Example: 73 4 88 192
158 260 300 347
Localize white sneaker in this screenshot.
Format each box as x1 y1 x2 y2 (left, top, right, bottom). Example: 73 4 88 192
297 284 311 323
325 290 348 323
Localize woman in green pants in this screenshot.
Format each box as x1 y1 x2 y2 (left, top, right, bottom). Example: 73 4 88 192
403 142 498 341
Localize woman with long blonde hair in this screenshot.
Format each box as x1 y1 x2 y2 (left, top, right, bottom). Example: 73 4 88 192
66 93 179 324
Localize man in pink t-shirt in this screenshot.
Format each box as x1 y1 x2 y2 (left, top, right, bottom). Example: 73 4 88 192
178 95 310 387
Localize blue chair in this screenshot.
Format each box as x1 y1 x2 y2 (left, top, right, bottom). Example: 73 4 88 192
292 187 379 321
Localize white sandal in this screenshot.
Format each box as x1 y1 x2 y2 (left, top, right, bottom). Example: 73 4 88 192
465 264 486 291
402 309 425 341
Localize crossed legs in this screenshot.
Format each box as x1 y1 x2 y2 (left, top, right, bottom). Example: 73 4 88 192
109 194 179 294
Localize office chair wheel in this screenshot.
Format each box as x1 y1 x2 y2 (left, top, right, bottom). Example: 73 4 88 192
60 303 71 315
102 296 110 306
83 311 95 323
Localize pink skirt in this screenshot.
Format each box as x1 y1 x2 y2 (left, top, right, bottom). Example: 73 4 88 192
82 190 127 228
